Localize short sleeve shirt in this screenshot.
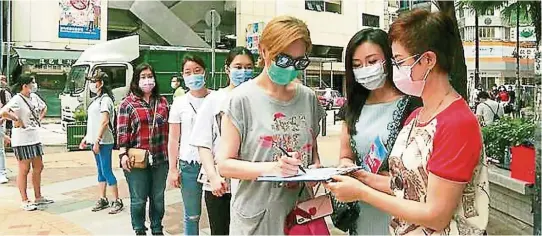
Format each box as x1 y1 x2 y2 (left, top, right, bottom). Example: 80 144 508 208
85 94 114 144
224 80 325 235
388 98 489 235
3 93 45 146
169 91 211 162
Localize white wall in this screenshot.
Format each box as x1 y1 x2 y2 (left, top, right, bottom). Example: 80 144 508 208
236 0 385 50
12 0 108 50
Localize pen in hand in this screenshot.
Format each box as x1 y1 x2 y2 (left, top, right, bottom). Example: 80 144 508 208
277 146 306 174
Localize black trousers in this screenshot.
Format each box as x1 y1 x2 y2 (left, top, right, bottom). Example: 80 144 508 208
204 191 231 235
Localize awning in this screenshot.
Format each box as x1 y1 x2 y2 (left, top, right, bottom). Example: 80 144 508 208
14 48 82 65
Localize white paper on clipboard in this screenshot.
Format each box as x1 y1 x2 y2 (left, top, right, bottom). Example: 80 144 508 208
256 166 363 182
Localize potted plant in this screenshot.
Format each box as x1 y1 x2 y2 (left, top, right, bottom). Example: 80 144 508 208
482 117 536 170
66 105 88 151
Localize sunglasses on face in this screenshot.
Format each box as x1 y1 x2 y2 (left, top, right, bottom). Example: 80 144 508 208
275 53 310 70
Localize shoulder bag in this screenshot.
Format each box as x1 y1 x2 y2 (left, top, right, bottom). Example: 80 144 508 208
284 183 332 235
128 100 158 169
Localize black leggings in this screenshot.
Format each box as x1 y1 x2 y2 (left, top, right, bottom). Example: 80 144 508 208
204 191 231 235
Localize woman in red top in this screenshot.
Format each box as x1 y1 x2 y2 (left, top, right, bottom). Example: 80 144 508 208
118 63 170 236
326 9 489 235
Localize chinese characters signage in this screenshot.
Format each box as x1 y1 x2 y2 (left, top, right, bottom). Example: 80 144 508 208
58 0 102 40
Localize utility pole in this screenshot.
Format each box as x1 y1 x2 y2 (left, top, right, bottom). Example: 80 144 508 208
5 0 10 84
515 2 521 117
0 0 4 73
474 8 480 88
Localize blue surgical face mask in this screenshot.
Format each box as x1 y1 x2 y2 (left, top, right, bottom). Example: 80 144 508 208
184 74 205 90
267 62 299 86
229 68 253 87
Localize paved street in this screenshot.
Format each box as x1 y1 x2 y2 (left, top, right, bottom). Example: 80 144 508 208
0 112 347 235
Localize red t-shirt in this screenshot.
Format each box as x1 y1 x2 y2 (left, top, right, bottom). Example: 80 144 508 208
498 91 510 102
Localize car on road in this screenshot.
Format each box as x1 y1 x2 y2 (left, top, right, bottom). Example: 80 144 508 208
315 88 346 110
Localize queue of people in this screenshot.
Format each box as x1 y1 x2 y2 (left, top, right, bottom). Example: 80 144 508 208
0 8 490 236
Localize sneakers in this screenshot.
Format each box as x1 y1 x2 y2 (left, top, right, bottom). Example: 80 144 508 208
91 198 109 212
34 197 54 205
21 201 37 211
0 174 8 184
108 199 124 214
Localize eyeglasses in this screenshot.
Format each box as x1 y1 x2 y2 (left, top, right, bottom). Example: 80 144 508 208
391 54 421 68
275 53 310 70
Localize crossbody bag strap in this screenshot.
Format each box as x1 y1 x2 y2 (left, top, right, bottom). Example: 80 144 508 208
482 102 498 117
18 94 41 127
150 99 159 136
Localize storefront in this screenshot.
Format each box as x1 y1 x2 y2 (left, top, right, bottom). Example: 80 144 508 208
13 48 82 117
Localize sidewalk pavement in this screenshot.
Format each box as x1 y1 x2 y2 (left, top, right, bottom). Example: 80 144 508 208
0 117 346 235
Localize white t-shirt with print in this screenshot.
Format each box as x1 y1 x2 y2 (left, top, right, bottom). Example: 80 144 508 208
168 91 211 162
3 93 46 147
84 94 115 145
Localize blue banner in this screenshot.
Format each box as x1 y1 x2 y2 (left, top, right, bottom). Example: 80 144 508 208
58 0 101 40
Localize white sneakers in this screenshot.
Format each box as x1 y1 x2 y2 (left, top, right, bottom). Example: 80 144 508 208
21 201 37 211
0 174 8 184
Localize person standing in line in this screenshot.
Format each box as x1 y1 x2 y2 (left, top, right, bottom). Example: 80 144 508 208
167 55 212 235
118 64 170 235
78 72 123 214
171 75 185 99
333 28 420 235
190 47 255 235
217 16 326 235
0 74 53 211
476 91 503 126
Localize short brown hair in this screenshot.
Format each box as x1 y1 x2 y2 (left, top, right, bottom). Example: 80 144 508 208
389 9 456 73
259 16 312 67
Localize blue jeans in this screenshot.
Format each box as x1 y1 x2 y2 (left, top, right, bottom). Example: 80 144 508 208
92 144 117 186
180 160 203 235
124 162 168 233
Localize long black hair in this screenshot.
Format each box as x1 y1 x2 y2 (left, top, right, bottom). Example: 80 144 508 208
344 28 396 136
95 72 115 102
130 63 160 99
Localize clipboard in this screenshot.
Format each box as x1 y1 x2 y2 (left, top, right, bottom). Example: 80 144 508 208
256 167 363 182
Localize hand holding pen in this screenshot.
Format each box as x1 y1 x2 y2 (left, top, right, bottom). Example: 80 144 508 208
276 146 306 175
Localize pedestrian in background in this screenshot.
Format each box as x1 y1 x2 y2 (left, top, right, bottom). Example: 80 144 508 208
118 64 170 236
171 75 185 99
79 72 123 214
167 55 212 235
0 74 52 211
217 15 325 235
333 28 419 234
476 91 503 126
326 9 489 235
0 74 12 184
190 46 255 235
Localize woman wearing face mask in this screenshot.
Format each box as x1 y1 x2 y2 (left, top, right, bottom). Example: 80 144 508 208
332 28 420 235
118 63 170 236
0 74 52 211
79 72 123 214
171 75 185 98
325 10 488 235
167 55 212 235
217 16 325 235
189 46 255 235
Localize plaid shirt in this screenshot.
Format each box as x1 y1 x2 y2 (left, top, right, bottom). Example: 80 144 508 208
117 93 169 165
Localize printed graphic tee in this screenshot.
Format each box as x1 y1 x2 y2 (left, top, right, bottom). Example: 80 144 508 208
223 80 325 235
3 93 46 147
388 98 489 235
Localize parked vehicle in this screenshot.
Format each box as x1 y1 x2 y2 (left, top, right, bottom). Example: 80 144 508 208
315 88 346 110
59 36 234 129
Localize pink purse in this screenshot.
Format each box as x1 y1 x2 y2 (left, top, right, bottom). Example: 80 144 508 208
284 183 332 235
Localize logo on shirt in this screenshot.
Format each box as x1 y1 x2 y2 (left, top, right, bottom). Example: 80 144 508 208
361 136 388 173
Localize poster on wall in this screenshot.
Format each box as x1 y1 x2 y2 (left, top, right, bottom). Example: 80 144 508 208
58 0 101 40
246 22 264 54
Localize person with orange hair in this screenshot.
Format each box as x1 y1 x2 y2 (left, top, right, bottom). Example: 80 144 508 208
217 16 325 234
325 9 489 235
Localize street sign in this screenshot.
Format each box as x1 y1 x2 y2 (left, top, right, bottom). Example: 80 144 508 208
205 10 221 28
204 29 221 43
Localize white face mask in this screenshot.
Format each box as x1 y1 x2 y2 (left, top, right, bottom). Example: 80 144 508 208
171 82 178 90
89 82 99 94
352 62 387 90
31 83 38 93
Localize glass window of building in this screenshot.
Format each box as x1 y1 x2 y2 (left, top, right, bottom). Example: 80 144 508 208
305 0 342 14
362 13 380 28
